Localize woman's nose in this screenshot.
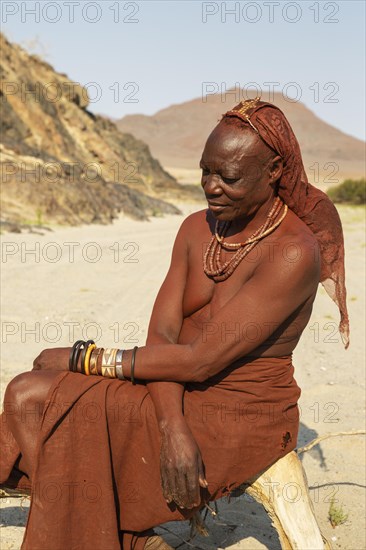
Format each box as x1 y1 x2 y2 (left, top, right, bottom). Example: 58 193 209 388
202 174 222 195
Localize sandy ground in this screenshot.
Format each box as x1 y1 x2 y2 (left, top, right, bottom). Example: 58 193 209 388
0 202 365 550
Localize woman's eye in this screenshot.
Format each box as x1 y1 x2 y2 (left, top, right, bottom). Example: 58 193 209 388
201 169 209 176
222 177 238 184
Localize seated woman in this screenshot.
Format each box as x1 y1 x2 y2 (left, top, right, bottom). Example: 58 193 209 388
0 99 349 550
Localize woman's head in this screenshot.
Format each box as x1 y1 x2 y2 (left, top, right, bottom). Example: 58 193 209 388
200 117 282 222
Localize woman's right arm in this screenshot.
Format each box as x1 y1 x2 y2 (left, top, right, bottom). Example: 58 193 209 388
145 216 208 509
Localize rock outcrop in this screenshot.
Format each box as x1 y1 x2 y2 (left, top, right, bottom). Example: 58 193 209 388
0 33 202 230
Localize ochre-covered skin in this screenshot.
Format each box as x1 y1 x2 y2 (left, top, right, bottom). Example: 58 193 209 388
1 114 325 550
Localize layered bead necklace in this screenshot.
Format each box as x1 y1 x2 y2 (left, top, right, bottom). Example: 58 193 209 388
203 196 288 282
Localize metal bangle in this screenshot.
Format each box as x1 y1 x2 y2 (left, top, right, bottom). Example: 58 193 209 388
115 349 124 380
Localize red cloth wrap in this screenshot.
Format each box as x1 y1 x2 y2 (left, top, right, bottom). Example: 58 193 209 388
1 356 300 549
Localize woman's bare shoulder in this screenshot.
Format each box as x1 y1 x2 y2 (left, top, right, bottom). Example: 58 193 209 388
179 208 211 234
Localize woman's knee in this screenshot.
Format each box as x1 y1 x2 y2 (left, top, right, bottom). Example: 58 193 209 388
4 372 33 405
4 371 57 422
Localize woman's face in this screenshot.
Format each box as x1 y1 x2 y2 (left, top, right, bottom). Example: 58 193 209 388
200 121 279 222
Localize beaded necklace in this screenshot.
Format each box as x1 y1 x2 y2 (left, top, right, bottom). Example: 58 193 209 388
203 197 288 282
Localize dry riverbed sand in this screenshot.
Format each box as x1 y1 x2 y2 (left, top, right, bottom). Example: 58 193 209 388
0 203 365 550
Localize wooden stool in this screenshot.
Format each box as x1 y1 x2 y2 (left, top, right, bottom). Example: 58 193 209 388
238 450 331 549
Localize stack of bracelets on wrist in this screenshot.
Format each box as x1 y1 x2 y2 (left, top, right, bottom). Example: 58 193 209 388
69 341 138 385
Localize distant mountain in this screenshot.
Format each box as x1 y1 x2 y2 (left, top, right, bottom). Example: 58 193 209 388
117 92 365 185
0 34 201 231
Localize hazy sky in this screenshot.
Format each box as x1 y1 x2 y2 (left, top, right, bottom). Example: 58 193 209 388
2 0 365 140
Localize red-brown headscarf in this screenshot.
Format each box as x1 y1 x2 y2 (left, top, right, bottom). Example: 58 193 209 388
223 98 349 348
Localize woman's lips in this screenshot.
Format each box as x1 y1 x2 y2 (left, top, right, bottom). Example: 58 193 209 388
207 202 228 211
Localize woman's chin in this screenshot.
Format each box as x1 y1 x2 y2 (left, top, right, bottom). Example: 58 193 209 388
208 207 252 226
208 205 232 220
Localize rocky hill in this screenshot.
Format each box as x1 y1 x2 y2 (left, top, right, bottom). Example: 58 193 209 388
117 92 365 185
0 33 202 231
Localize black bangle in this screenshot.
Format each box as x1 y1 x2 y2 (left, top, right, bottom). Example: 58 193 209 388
130 346 138 385
81 340 95 374
73 341 86 373
74 342 87 373
70 340 84 372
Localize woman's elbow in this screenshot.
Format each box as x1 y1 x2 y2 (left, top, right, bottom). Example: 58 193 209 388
184 359 218 383
188 366 209 383
178 346 225 383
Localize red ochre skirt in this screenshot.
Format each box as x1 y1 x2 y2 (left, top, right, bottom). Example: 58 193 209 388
0 355 301 550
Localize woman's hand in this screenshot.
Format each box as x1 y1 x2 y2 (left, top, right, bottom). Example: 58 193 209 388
32 348 71 371
159 418 208 510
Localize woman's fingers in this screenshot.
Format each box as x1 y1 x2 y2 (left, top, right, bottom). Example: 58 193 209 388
161 463 196 509
198 459 209 488
172 468 189 508
160 459 174 503
185 467 201 508
174 458 203 509
159 430 206 509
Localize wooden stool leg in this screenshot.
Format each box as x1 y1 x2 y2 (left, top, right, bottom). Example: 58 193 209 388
244 451 331 550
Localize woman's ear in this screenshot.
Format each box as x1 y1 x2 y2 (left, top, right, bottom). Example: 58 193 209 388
269 155 283 184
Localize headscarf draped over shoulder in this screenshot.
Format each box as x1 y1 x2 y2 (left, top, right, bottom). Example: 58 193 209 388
222 98 349 348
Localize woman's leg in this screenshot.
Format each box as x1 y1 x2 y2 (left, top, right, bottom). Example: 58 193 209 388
4 371 178 549
3 370 61 479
